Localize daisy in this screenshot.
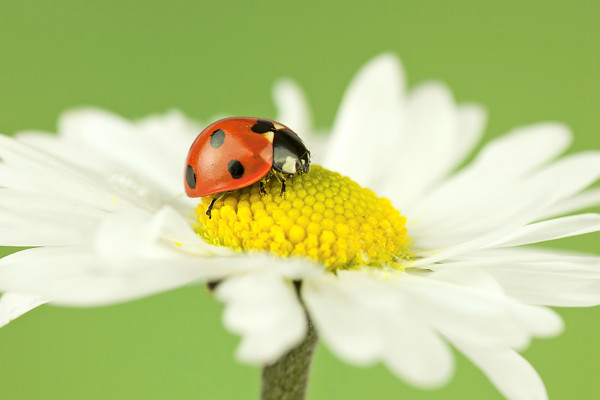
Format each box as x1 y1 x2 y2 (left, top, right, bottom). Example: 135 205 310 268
1 54 600 400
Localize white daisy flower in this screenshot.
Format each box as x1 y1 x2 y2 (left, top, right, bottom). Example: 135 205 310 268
1 53 600 400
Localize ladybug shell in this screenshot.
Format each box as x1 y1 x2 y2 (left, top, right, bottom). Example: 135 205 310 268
185 117 289 197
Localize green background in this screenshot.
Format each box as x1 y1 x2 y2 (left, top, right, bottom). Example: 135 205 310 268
1 0 599 398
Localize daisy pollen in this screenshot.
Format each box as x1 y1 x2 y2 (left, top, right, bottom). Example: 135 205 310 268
195 165 411 270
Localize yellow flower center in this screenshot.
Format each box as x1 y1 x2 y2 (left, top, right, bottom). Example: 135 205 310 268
194 165 410 271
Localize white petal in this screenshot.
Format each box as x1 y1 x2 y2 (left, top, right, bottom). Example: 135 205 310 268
0 246 242 305
303 273 387 365
0 292 48 328
0 164 22 189
448 246 600 266
0 135 133 211
303 271 454 387
149 205 234 257
380 82 463 207
382 316 454 387
523 152 600 218
59 107 135 142
438 248 600 306
491 213 600 247
410 151 600 249
485 263 600 307
467 122 571 180
216 272 307 365
0 189 103 246
0 227 75 247
451 104 487 169
429 266 554 397
93 208 170 261
411 123 572 236
540 188 600 219
404 271 562 349
388 102 486 210
0 208 234 305
411 219 533 267
59 108 189 198
14 130 123 181
135 109 200 160
510 303 564 338
273 79 312 136
452 344 548 400
323 53 405 188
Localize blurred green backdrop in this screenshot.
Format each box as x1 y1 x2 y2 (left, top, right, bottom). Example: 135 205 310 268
1 0 599 399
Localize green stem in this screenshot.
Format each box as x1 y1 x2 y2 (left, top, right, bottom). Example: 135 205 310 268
260 321 318 400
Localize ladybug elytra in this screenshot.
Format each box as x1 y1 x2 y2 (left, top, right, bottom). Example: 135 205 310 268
184 117 311 218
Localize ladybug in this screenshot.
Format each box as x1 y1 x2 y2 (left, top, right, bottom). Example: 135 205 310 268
184 117 311 218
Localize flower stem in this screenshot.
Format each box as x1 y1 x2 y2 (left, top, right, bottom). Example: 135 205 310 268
261 321 318 400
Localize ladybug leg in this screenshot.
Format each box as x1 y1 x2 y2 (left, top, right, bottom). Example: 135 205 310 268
259 171 272 195
274 174 286 196
206 192 225 219
259 180 267 195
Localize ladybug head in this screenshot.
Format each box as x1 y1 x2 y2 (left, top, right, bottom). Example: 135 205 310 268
272 129 311 176
297 150 311 174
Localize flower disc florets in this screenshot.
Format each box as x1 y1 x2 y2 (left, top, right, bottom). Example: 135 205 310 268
195 165 410 271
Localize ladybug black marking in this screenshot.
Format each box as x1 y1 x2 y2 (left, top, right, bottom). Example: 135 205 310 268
210 129 226 148
251 119 276 133
272 129 311 175
186 165 197 189
228 159 245 179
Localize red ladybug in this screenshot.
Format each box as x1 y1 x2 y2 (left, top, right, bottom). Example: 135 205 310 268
185 117 311 218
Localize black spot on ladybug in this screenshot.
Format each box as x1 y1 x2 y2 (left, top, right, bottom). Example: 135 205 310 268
186 165 197 189
228 160 245 179
210 129 226 148
251 119 276 134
